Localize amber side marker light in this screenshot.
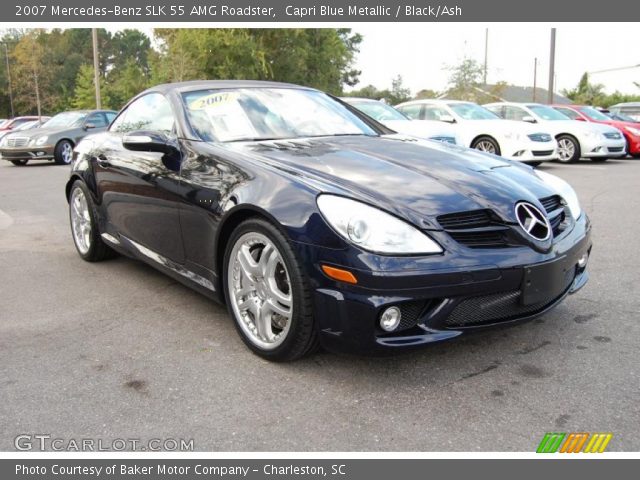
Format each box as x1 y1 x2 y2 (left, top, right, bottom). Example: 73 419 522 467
321 265 358 284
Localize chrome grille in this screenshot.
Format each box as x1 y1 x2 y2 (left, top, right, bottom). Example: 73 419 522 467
5 137 29 147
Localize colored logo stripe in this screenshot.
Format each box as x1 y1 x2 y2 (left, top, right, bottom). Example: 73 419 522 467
584 433 613 453
560 433 589 453
537 433 566 453
537 433 613 453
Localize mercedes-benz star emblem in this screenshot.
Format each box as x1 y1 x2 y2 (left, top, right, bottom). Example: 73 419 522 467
515 202 551 241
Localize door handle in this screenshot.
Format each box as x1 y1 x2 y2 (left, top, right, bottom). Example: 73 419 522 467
96 154 111 168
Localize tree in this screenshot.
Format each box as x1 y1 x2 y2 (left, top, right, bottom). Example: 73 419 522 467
563 72 607 105
72 64 111 109
151 28 362 95
445 58 485 101
415 88 440 99
387 75 411 105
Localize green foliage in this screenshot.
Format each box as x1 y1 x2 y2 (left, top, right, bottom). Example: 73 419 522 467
72 64 100 109
0 28 362 117
562 72 640 107
344 75 411 105
444 57 486 102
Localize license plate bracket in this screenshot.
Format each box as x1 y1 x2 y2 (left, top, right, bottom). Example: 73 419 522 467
521 257 574 306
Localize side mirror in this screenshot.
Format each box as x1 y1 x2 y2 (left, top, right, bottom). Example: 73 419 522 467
575 117 586 121
84 123 96 130
123 131 177 154
440 114 456 124
522 115 537 123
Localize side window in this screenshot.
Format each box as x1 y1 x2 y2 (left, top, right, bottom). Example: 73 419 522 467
398 104 422 120
110 93 175 133
105 112 117 124
487 105 505 118
85 113 108 128
503 106 528 121
423 105 450 121
556 108 579 120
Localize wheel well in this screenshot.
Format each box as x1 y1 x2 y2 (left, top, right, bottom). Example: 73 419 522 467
555 133 578 143
56 138 75 149
215 208 272 295
65 174 83 200
471 134 498 148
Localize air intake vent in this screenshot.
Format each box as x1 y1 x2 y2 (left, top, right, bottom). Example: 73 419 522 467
437 210 510 249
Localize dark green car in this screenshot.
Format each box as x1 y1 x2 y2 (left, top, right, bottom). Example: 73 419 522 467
0 110 116 166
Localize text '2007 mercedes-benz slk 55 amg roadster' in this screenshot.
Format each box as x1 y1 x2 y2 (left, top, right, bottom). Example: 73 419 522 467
66 80 591 361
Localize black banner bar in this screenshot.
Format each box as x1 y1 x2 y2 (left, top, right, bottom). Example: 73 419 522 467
3 0 640 22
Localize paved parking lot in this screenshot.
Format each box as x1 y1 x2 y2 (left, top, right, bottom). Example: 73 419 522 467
0 158 638 452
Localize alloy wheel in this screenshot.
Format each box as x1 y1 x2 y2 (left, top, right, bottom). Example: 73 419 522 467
227 232 293 350
61 142 73 164
558 138 575 162
70 187 92 254
475 140 496 154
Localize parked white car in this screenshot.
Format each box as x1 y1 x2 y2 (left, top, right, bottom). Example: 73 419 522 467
396 99 557 165
484 102 626 163
342 97 460 145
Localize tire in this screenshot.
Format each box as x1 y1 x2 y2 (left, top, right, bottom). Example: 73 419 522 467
223 218 317 361
471 136 501 156
68 180 114 262
10 159 28 166
556 135 580 163
54 140 74 165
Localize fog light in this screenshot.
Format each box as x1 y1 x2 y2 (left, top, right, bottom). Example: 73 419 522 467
380 306 402 332
577 252 588 269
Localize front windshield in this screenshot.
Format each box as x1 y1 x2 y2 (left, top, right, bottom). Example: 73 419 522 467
448 103 499 120
528 105 570 121
578 106 612 121
611 112 638 123
44 112 87 129
351 101 407 122
182 88 378 142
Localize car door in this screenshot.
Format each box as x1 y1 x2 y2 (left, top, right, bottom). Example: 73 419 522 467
397 103 424 120
93 93 185 264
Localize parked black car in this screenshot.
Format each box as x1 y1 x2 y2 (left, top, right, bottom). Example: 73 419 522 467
66 81 591 361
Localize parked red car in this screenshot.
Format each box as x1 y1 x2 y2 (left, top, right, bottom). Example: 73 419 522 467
552 104 640 158
0 116 44 132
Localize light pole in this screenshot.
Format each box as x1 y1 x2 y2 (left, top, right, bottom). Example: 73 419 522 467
533 57 538 102
92 28 101 109
3 43 14 117
547 28 556 104
483 28 488 85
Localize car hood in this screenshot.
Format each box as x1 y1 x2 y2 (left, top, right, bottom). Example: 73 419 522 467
382 119 456 139
542 120 619 135
226 135 557 228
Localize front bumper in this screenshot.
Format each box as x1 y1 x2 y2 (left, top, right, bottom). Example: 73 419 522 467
579 136 626 158
501 139 558 163
294 213 591 355
0 145 55 161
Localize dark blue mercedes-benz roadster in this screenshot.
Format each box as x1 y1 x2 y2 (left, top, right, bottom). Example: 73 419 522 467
66 80 591 361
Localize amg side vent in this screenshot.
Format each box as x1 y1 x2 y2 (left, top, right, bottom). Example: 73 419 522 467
437 209 510 248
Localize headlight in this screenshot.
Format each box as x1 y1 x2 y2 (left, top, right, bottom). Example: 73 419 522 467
316 194 442 254
624 126 640 137
29 136 48 146
535 170 582 219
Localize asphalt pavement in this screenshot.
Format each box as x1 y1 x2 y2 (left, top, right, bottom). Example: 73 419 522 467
0 157 638 451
